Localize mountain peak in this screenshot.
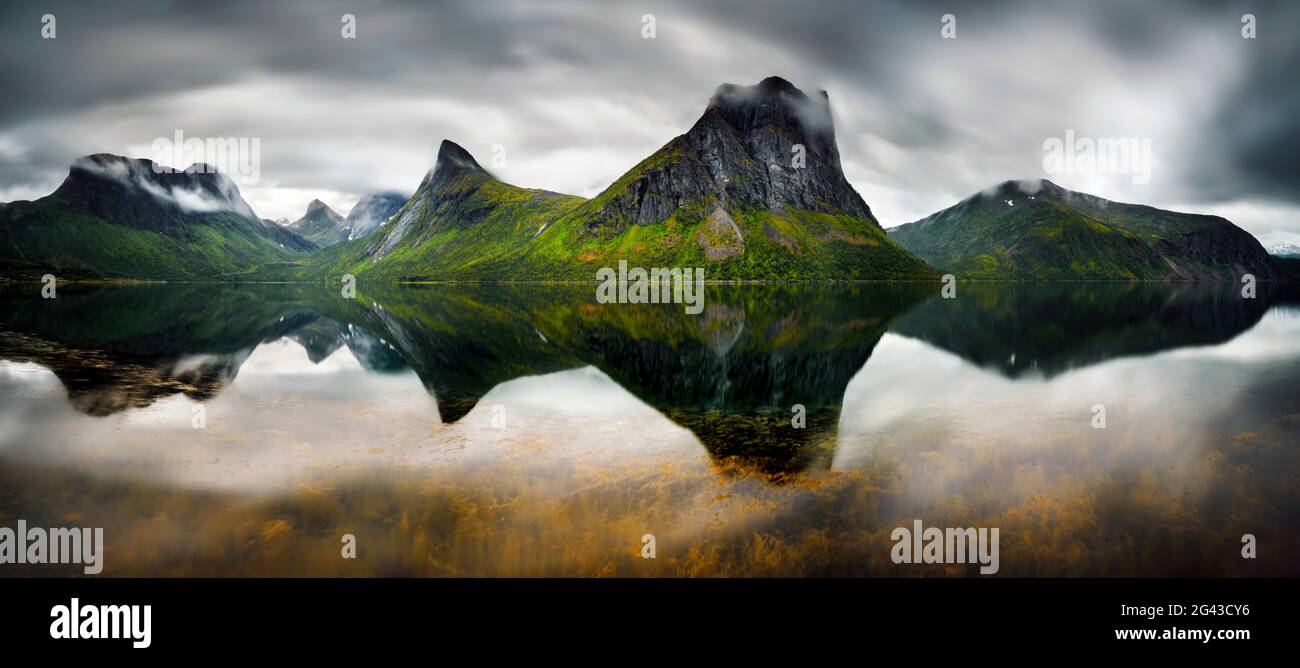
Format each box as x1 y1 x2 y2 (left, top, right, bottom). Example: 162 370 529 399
709 75 810 105
986 179 1056 198
435 140 488 176
287 197 348 247
575 77 877 235
757 75 798 90
305 199 333 215
294 199 342 223
697 76 842 173
74 153 156 173
413 140 492 195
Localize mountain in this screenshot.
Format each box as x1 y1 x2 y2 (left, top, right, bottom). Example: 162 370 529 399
888 179 1287 280
316 140 586 279
1271 242 1300 259
579 76 877 231
321 77 937 281
344 192 408 240
287 193 409 248
519 76 934 279
0 154 315 280
287 199 349 247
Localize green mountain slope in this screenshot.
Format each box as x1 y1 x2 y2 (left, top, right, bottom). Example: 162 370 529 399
316 140 588 280
889 180 1286 280
0 154 315 280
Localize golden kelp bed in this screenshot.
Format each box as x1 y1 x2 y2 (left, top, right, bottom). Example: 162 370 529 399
3 418 1293 577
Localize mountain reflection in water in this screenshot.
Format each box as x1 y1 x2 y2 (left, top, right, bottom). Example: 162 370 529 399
1 281 1297 576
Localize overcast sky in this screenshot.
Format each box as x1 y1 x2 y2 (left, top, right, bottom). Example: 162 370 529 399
1 0 1297 246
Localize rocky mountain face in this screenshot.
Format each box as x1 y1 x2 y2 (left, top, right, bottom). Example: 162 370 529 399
889 179 1286 280
287 199 349 247
344 192 409 240
583 76 876 235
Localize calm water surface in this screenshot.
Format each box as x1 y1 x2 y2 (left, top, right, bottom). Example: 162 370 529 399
1 282 1297 576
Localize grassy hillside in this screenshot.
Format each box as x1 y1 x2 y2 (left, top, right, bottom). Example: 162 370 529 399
889 196 1169 279
312 182 933 282
0 198 309 281
518 198 933 280
890 180 1285 280
315 167 587 281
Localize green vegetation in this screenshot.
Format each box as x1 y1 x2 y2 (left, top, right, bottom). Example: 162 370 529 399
0 198 309 281
315 196 934 282
315 173 587 280
515 200 935 280
889 181 1285 281
889 197 1169 279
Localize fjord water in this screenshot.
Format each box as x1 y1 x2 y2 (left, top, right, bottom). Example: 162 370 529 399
1 282 1297 576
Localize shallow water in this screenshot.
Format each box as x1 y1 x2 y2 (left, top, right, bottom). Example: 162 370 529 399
1 281 1297 576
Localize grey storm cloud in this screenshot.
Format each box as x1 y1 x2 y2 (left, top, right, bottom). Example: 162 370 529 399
0 0 1297 244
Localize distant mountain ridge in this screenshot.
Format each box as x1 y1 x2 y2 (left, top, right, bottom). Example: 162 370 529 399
283 192 409 249
287 199 348 247
889 179 1286 280
1272 242 1300 259
0 77 1292 283
344 192 409 240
